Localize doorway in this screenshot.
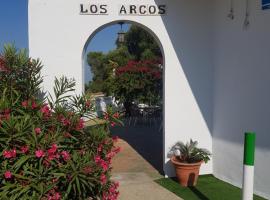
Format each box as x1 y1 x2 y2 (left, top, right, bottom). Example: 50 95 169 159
82 20 165 177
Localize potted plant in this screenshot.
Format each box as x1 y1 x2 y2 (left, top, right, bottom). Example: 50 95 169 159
169 139 211 187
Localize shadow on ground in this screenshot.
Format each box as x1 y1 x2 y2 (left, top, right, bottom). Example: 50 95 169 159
111 117 164 175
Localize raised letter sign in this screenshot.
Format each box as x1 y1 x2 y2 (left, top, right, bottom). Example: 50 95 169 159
79 4 108 15
119 5 166 16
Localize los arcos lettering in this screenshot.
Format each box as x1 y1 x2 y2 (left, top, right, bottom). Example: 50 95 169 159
119 5 166 15
80 4 166 16
80 4 108 15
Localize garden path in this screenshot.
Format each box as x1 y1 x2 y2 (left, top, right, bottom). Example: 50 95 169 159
111 120 183 200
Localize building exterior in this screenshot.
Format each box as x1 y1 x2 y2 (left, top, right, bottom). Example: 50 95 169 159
28 0 270 198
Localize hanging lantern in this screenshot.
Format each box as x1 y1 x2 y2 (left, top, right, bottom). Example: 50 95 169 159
117 22 125 43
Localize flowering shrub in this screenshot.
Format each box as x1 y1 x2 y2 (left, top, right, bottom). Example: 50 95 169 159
0 45 121 199
113 59 163 114
115 59 162 79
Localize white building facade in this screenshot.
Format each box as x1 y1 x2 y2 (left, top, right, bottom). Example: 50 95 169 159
28 0 270 198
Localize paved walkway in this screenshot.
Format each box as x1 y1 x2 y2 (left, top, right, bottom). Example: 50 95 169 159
112 135 182 200
113 172 182 200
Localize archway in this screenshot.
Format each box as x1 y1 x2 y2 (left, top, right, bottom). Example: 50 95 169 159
82 20 166 175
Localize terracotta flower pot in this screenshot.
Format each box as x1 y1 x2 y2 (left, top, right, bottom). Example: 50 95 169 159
170 156 203 187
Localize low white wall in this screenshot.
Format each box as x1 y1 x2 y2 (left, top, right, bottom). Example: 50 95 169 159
213 0 270 198
28 0 214 176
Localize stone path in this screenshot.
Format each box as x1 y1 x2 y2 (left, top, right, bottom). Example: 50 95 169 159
112 139 183 200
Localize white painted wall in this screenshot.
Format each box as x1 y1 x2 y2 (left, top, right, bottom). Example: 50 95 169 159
212 0 270 198
28 0 214 176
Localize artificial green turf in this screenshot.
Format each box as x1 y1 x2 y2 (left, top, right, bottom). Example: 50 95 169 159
155 175 266 200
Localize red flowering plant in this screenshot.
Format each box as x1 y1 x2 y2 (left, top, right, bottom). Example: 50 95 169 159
113 59 163 115
0 45 121 199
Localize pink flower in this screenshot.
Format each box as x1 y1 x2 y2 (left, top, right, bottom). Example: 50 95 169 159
3 149 16 159
22 100 28 108
20 146 29 154
100 173 107 185
113 112 120 119
50 144 58 152
4 171 12 179
40 104 51 118
75 118 84 131
3 150 12 158
41 104 50 113
103 181 120 200
98 144 103 152
100 161 109 171
112 136 119 143
47 189 61 200
106 151 116 160
35 127 41 135
110 122 116 127
31 100 38 109
86 100 91 108
43 159 51 168
35 149 45 158
95 155 101 163
61 118 70 126
47 154 55 161
48 144 57 153
50 192 61 200
61 151 71 161
47 144 58 160
95 156 109 171
11 149 16 157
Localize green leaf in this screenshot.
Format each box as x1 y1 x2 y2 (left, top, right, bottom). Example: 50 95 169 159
13 155 32 172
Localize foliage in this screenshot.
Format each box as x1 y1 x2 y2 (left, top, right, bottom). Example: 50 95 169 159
86 24 162 97
86 47 133 95
0 45 121 200
0 45 43 100
113 59 163 106
122 25 162 61
170 139 211 164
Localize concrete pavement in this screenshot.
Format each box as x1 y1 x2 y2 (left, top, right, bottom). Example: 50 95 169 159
112 139 182 200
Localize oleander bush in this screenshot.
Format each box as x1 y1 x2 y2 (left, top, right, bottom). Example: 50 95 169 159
0 45 121 200
114 59 163 106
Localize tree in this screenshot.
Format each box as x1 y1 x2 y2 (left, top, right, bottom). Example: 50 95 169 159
86 46 133 95
113 59 163 116
122 25 162 60
86 52 106 93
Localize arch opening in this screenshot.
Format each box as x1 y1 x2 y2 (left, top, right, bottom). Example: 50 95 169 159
82 20 166 176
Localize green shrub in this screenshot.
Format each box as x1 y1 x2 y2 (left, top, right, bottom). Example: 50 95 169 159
170 139 211 164
0 45 121 200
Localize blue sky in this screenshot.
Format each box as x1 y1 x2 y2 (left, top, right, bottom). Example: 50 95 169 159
0 1 28 51
87 24 130 53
